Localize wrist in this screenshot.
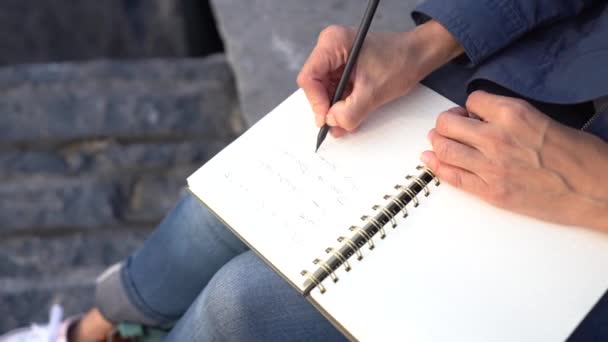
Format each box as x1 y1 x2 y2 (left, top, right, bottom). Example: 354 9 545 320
582 139 608 232
543 124 608 232
408 20 464 81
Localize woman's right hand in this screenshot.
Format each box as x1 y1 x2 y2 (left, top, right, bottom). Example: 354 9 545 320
297 20 463 137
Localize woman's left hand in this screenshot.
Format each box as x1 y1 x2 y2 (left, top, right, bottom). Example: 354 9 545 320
422 90 608 231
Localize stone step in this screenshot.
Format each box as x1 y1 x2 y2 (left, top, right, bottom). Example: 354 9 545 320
0 77 230 101
0 166 194 234
0 140 226 180
0 0 192 67
0 226 150 333
0 230 148 280
0 89 237 145
0 272 99 333
0 177 121 234
0 56 233 98
0 55 241 145
0 56 227 84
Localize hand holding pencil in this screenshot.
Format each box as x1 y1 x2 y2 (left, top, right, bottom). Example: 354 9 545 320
297 16 464 147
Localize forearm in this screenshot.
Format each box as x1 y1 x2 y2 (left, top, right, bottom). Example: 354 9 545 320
409 20 464 80
407 20 464 83
543 122 608 232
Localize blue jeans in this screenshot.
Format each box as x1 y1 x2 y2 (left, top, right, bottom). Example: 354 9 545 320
95 193 347 341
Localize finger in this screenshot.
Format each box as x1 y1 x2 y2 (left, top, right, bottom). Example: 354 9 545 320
444 106 485 121
446 106 487 122
330 126 348 138
298 26 359 129
327 79 374 132
466 90 532 123
326 112 338 127
445 107 469 117
302 79 330 127
299 28 351 82
428 129 486 173
465 91 501 122
421 151 488 195
298 59 332 125
435 110 488 148
297 43 347 124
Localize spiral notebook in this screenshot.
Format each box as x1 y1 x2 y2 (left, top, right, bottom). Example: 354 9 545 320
187 86 608 342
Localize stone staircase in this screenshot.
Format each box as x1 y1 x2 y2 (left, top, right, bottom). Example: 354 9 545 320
0 55 241 331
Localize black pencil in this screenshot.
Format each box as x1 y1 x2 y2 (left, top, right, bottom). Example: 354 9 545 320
315 0 381 152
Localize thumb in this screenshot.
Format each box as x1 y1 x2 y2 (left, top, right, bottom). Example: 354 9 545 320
326 81 374 132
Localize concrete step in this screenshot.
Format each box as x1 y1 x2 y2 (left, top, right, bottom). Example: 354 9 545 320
0 230 150 332
0 166 195 234
0 56 232 98
0 57 240 145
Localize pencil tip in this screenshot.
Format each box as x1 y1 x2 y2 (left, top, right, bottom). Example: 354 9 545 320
316 124 329 153
315 139 322 153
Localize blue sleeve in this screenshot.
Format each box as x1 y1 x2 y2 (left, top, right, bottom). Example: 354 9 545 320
412 0 599 65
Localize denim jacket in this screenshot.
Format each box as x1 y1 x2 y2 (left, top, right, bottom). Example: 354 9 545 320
413 0 608 141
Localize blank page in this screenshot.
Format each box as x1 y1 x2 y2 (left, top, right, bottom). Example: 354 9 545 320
188 85 454 292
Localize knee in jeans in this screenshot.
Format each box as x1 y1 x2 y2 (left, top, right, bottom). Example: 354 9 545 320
170 194 245 253
182 252 347 341
201 253 283 339
156 194 238 264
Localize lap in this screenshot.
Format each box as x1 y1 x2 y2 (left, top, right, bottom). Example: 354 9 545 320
166 251 347 342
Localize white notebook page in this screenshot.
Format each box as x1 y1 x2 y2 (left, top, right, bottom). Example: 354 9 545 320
311 183 608 342
188 85 454 292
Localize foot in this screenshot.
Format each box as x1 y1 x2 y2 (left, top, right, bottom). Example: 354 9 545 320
68 309 114 342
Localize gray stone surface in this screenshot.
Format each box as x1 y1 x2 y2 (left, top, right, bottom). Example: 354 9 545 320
0 92 232 143
1 281 96 334
0 1 189 66
0 57 232 94
0 56 238 234
0 56 240 145
0 54 240 332
0 231 149 279
125 167 195 223
0 166 202 234
210 0 423 125
0 141 226 179
0 177 122 234
0 230 150 332
0 151 68 178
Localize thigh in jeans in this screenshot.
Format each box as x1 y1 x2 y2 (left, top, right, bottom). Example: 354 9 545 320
166 251 347 342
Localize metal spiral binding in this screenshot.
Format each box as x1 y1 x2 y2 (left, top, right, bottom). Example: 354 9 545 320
301 166 440 296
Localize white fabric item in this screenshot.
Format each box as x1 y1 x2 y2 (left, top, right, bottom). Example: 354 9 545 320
0 305 79 342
